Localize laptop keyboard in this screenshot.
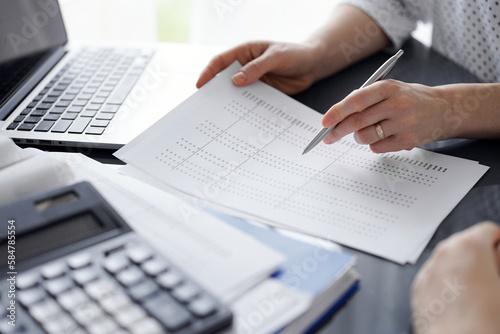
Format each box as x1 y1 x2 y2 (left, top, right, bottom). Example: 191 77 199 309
6 48 153 135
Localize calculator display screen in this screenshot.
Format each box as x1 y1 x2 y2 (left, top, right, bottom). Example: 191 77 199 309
6 212 103 262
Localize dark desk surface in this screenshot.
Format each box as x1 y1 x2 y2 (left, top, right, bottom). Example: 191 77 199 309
292 38 500 334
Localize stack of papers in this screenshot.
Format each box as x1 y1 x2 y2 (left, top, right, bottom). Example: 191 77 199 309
50 152 284 301
116 62 489 264
52 152 359 333
0 135 359 333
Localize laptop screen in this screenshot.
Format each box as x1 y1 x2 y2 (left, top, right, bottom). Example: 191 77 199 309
0 0 67 114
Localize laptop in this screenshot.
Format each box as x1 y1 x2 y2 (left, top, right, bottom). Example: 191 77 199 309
0 0 203 149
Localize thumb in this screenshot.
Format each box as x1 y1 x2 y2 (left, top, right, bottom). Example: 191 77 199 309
231 55 276 86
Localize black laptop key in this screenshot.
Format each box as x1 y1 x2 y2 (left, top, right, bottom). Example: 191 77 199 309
55 100 71 108
61 94 77 101
48 90 62 97
61 113 77 120
72 99 88 107
32 109 48 117
67 88 80 95
34 121 55 132
42 97 58 104
37 103 53 110
83 88 98 95
96 91 111 98
18 123 35 131
78 93 93 100
68 117 91 134
14 115 25 122
25 116 41 123
51 120 73 133
86 104 102 111
90 120 109 127
6 123 18 130
49 107 65 114
67 106 83 113
33 94 43 102
27 102 38 108
101 104 120 113
20 108 31 115
143 293 191 331
91 97 106 104
85 127 105 135
44 114 60 121
53 83 68 91
81 110 97 118
96 113 114 120
107 74 140 105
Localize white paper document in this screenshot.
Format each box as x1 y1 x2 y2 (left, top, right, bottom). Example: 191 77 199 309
116 62 489 264
50 152 285 300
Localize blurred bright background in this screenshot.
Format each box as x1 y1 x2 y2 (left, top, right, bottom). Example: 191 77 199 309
59 0 432 47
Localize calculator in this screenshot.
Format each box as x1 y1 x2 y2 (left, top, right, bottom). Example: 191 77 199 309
0 182 232 334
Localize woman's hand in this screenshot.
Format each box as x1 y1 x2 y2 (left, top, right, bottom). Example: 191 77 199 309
411 222 500 334
322 80 500 153
196 41 326 95
321 80 456 153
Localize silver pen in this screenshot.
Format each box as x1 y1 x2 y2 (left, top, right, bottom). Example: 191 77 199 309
302 49 404 155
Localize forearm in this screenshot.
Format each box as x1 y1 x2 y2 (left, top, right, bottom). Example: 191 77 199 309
304 4 390 82
434 83 500 139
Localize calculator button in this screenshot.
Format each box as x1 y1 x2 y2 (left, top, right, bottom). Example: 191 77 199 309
71 301 104 327
99 291 132 314
127 279 159 302
44 275 75 295
57 288 90 311
156 270 183 290
72 266 100 285
28 298 64 322
141 258 169 276
143 293 191 331
115 266 145 287
129 317 164 334
172 282 200 304
17 287 47 307
84 278 120 301
86 316 121 334
40 262 67 279
114 304 147 327
67 253 93 269
16 272 41 290
189 296 217 318
104 254 130 274
41 313 79 334
126 245 153 264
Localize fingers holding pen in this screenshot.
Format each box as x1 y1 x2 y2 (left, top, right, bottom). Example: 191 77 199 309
321 80 390 144
321 80 446 153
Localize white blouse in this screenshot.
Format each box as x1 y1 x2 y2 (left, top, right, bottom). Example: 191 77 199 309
340 0 500 83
